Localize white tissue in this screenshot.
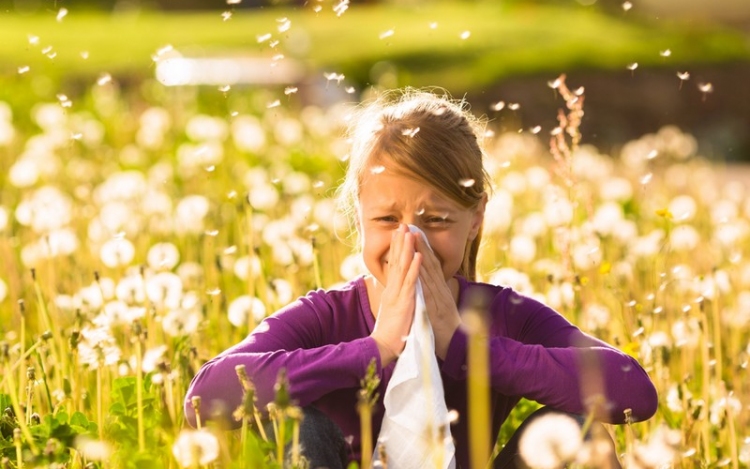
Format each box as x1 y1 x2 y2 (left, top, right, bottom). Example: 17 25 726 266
375 225 456 469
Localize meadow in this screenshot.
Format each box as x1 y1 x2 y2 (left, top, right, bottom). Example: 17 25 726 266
1 2 750 469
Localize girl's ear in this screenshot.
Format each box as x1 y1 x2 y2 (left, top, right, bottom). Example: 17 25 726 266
469 193 488 241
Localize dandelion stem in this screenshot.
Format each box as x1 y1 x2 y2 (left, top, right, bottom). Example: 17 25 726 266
32 270 65 393
291 411 301 468
700 312 711 463
0 338 45 390
192 396 203 430
3 358 38 453
465 294 490 469
14 429 23 469
357 359 380 469
25 368 34 425
97 365 104 441
240 415 248 469
135 336 146 452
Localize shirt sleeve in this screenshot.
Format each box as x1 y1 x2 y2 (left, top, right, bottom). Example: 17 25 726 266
442 286 657 424
183 290 382 428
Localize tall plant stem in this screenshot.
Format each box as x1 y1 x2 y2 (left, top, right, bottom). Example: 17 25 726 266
97 365 104 441
4 360 38 453
465 296 490 469
135 339 146 452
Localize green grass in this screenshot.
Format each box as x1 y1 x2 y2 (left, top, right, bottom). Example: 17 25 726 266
0 1 748 93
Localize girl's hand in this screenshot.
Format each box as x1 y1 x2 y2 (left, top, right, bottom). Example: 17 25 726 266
370 225 422 366
415 234 462 359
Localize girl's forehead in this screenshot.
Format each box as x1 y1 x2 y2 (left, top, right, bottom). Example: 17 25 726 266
358 171 457 210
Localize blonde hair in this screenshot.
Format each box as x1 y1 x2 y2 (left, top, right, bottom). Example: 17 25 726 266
336 88 491 280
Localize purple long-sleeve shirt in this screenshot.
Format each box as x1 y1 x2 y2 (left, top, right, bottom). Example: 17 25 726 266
185 276 657 467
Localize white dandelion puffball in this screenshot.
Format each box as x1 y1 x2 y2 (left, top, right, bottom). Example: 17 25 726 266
509 235 536 264
146 272 183 310
75 436 113 461
543 192 574 227
669 194 697 222
147 242 180 270
232 115 267 153
186 114 229 142
162 307 201 337
669 225 700 251
233 255 262 281
100 238 135 268
228 295 267 327
175 195 211 234
0 206 9 232
519 413 583 469
599 176 633 201
172 429 220 468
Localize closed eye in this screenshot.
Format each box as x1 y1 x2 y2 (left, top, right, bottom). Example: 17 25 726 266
374 216 398 224
423 216 451 227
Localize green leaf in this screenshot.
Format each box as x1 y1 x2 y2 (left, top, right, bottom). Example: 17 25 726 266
70 411 90 429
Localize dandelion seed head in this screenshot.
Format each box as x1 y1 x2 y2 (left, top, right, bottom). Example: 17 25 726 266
277 18 291 33
228 295 267 327
379 29 394 40
370 165 386 175
162 305 201 337
622 1 633 11
75 436 113 461
491 101 505 111
699 82 714 93
56 8 68 22
28 35 40 45
668 194 697 222
508 103 520 111
284 86 298 95
324 72 345 84
677 71 690 81
519 413 582 469
80 50 89 59
627 425 681 468
173 429 220 467
460 30 471 40
313 5 322 13
100 238 135 268
402 127 420 137
221 10 232 20
547 78 562 89
147 242 180 271
146 271 183 310
227 0 242 4
572 240 602 270
459 178 475 188
627 62 639 71
530 125 542 134
660 49 672 57
333 0 349 16
18 65 30 74
95 73 113 87
509 235 536 264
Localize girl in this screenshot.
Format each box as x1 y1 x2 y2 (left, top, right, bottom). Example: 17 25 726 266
184 89 657 468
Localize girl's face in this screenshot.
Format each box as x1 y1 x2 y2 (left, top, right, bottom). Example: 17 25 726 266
356 160 485 286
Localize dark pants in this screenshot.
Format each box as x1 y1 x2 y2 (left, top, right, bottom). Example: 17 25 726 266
279 406 622 469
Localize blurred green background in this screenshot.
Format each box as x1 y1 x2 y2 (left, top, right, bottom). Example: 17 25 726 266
1 0 749 160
